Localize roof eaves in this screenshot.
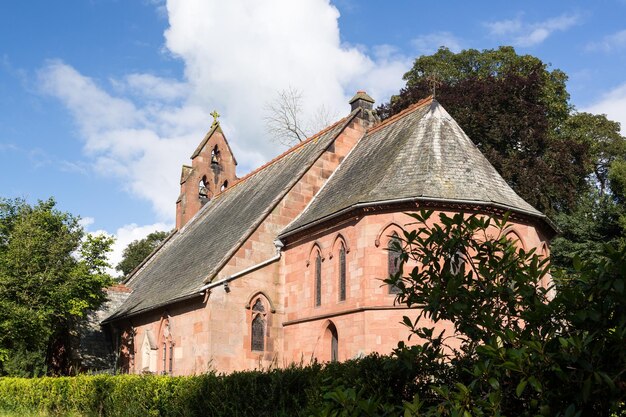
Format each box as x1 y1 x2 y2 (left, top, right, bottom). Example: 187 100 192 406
366 96 433 135
102 289 202 324
279 196 556 240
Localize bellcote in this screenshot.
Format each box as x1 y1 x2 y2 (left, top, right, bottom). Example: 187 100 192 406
176 117 238 229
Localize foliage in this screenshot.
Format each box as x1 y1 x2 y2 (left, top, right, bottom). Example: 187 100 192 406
116 230 169 277
0 355 422 417
379 210 626 416
0 198 114 376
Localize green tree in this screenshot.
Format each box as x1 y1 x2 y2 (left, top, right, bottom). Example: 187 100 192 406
116 230 169 277
0 197 113 376
379 211 626 416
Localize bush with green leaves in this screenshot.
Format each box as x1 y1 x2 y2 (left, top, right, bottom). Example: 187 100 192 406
375 210 626 416
0 354 429 417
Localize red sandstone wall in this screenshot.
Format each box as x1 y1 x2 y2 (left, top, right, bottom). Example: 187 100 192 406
281 209 550 365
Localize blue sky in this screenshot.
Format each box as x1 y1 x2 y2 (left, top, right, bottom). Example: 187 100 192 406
1 0 625 273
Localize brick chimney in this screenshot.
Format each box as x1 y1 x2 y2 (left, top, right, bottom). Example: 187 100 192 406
349 90 379 125
175 122 238 229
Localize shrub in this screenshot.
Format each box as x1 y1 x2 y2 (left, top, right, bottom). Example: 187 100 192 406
0 355 422 417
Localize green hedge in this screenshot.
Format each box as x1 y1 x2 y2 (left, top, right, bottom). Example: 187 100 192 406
0 354 421 417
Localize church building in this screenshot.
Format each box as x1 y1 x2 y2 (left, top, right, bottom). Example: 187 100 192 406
102 93 555 375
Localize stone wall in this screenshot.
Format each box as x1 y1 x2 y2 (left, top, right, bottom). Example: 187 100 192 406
76 284 131 372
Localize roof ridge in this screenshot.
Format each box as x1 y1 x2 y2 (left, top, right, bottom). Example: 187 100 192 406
367 95 433 135
210 111 354 199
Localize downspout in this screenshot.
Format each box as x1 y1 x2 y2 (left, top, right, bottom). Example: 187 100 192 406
199 239 284 294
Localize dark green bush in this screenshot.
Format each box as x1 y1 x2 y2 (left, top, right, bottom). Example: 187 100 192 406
0 354 422 417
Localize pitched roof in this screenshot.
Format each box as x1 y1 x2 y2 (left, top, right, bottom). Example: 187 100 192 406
105 112 357 321
190 124 238 165
280 98 549 237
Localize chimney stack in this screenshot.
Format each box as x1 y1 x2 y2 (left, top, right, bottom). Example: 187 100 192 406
349 90 379 125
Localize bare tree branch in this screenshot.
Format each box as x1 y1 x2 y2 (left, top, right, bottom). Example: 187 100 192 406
264 87 338 147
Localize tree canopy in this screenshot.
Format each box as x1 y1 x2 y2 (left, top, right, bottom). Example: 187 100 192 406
0 198 113 376
116 230 170 277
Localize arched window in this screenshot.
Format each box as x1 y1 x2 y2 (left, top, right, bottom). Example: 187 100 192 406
221 180 228 192
211 145 220 164
323 322 339 362
315 251 322 306
159 316 174 375
388 233 402 294
338 243 346 301
251 299 266 351
198 176 209 198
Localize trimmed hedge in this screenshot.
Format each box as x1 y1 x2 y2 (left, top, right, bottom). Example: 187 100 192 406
0 354 421 417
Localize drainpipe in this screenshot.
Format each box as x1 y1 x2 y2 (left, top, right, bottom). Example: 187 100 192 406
199 239 283 294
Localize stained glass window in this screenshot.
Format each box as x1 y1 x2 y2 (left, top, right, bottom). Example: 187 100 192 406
339 243 346 301
315 252 322 306
388 233 402 294
252 299 265 313
251 314 265 351
169 342 173 375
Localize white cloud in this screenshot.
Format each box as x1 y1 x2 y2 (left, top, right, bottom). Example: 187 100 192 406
584 83 626 135
586 29 626 52
411 31 462 55
79 216 95 229
485 13 580 47
39 0 410 224
91 221 173 277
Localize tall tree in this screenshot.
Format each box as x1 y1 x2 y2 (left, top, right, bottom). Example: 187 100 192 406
0 198 113 376
116 230 170 277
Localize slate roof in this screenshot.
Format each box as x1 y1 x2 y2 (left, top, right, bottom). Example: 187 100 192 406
280 98 548 237
105 112 357 321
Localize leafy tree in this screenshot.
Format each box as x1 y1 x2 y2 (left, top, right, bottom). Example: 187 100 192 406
0 197 113 376
116 230 170 277
377 211 626 416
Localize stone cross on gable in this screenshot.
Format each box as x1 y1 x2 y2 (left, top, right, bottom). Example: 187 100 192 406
210 110 220 127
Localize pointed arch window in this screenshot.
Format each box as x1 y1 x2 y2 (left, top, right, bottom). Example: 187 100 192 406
324 322 339 363
199 176 209 199
315 251 322 307
211 145 220 164
338 243 346 301
388 233 402 294
251 299 266 352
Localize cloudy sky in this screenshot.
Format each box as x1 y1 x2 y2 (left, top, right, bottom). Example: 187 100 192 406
1 0 625 275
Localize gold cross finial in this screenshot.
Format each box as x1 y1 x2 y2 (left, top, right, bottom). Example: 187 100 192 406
210 110 220 127
426 74 442 99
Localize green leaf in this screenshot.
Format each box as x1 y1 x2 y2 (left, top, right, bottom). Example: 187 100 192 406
515 379 527 397
488 377 500 390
